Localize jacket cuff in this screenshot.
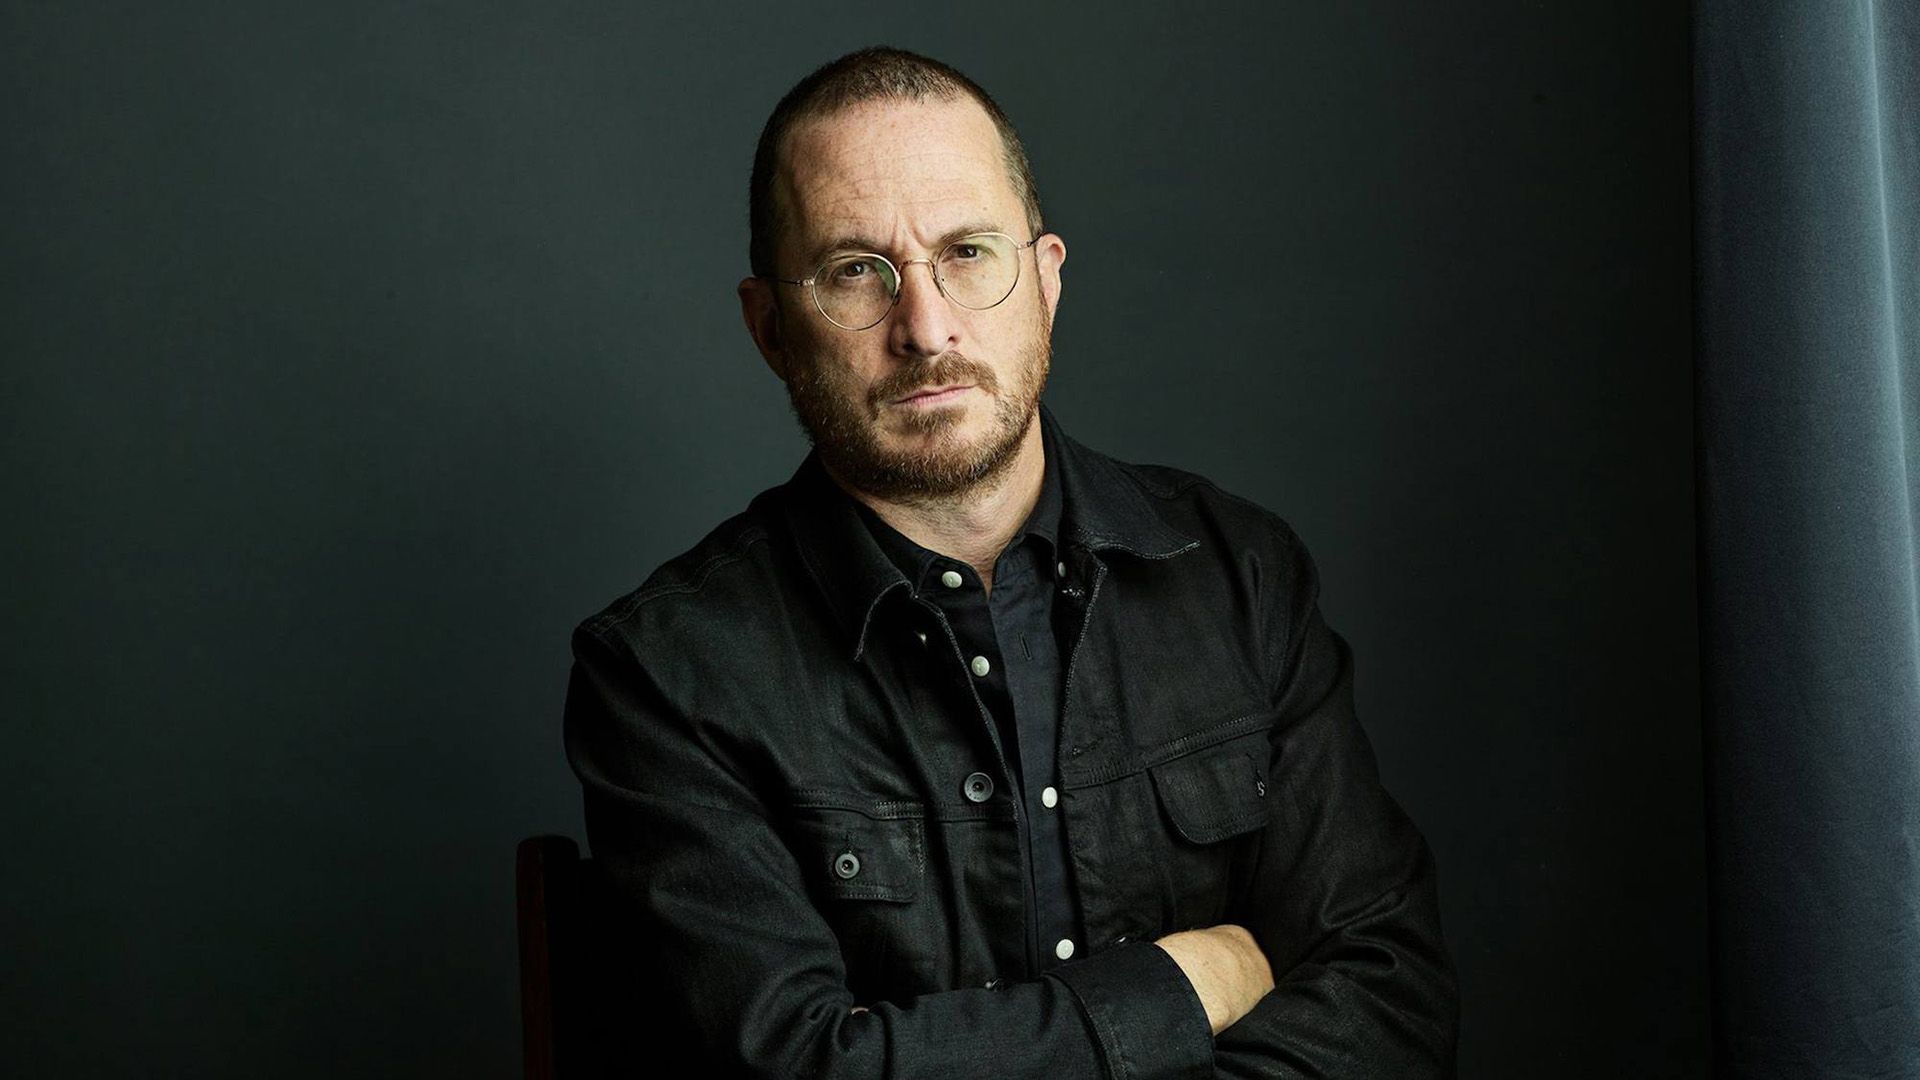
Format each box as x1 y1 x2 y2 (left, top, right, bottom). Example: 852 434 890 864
1048 941 1214 1080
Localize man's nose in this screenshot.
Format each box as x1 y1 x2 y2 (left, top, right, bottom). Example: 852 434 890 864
887 259 961 359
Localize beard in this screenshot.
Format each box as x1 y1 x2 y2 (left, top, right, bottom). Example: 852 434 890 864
782 316 1053 501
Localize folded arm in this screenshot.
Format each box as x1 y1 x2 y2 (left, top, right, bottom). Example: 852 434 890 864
1211 529 1459 1078
563 624 1221 1080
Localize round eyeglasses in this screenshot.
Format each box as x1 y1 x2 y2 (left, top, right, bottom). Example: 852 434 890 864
768 231 1042 331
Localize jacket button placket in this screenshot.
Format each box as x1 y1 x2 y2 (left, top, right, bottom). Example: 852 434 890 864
911 594 1031 973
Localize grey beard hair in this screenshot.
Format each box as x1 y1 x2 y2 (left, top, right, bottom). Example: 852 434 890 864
783 331 1051 501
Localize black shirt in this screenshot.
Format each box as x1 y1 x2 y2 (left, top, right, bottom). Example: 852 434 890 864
847 423 1085 969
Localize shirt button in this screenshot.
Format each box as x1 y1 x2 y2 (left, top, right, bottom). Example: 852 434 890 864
1056 560 1067 579
914 629 928 647
833 852 861 880
940 569 964 589
1054 938 1075 960
963 772 995 803
1041 786 1058 809
970 655 991 677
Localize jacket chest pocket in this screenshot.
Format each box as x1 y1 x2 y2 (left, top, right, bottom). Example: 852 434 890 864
1142 724 1274 929
784 795 936 997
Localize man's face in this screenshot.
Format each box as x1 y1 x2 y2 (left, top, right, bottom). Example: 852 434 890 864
752 95 1065 500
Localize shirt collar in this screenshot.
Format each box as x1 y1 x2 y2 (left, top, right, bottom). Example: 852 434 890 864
777 398 1199 660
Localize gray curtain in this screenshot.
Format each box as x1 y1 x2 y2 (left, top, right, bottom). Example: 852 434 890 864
1696 2 1919 1077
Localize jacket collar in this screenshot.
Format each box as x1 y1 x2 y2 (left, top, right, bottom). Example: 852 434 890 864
778 398 1199 660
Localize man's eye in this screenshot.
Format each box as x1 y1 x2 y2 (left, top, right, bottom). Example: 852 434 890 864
949 244 982 260
832 259 876 281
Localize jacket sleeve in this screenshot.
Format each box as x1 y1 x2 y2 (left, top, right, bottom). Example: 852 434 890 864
1210 528 1459 1078
562 621 1218 1080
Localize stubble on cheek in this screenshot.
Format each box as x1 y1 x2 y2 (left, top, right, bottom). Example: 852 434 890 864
778 308 1052 499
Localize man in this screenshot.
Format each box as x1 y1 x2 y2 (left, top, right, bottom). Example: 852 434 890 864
564 46 1457 1079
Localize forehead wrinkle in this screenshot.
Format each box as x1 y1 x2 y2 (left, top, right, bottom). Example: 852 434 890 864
805 208 1006 271
794 150 992 225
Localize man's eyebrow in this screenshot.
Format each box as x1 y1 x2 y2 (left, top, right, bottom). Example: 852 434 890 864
807 220 1008 264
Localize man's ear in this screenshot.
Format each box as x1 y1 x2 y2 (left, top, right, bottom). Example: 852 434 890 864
1035 233 1066 322
738 276 788 381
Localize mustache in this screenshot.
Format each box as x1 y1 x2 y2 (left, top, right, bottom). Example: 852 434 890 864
871 353 999 406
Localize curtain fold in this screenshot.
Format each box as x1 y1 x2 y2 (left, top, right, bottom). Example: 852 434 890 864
1695 2 1919 1076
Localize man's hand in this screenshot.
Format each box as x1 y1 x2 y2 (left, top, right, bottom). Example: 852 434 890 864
1153 924 1275 1035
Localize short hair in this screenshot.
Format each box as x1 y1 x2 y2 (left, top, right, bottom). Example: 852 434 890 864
747 46 1045 278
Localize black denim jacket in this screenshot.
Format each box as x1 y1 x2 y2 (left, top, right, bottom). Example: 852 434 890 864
563 402 1458 1079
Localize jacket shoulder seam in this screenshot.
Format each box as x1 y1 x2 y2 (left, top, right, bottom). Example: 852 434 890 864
583 524 769 639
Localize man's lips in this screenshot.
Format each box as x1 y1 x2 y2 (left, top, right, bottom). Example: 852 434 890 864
892 384 975 406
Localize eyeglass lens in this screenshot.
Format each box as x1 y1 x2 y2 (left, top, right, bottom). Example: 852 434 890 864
811 233 1023 330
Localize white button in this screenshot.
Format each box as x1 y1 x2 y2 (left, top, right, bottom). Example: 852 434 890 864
1041 786 1058 808
970 655 991 677
940 570 964 589
1056 561 1067 578
914 630 928 646
1054 938 1075 960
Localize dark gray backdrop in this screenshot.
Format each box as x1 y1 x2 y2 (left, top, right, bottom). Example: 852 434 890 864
2 2 1700 1076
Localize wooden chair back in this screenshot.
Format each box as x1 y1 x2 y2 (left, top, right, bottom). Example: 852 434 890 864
516 835 645 1080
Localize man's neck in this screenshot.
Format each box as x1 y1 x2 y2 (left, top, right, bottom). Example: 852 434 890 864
827 421 1046 594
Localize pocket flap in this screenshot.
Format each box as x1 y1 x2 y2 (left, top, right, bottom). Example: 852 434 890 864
1148 728 1273 844
786 796 925 904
